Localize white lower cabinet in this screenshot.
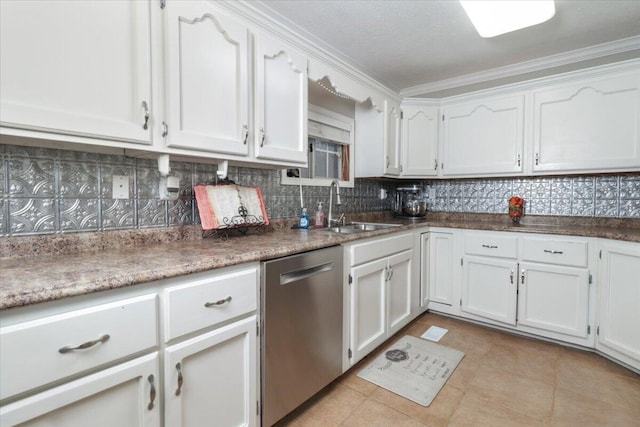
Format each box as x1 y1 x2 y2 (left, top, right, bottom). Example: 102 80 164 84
164 317 257 427
426 230 456 311
518 262 590 340
462 256 518 326
596 241 640 370
0 263 260 427
346 233 413 365
0 353 160 427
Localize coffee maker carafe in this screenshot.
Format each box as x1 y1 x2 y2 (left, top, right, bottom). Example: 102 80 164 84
394 185 426 219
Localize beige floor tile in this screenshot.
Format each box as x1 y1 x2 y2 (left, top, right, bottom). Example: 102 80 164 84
445 356 482 392
449 393 547 427
559 345 640 380
276 383 367 427
340 363 379 396
467 364 555 422
551 387 640 427
480 342 558 385
557 356 640 414
339 398 427 427
369 380 465 427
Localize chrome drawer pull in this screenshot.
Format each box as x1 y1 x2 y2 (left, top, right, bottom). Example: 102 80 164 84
175 362 184 396
544 249 564 254
204 296 232 307
147 374 156 410
58 334 110 354
482 244 498 249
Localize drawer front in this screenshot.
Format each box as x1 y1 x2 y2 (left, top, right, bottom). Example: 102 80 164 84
465 232 517 259
0 294 157 401
350 233 413 266
521 237 588 267
164 267 258 341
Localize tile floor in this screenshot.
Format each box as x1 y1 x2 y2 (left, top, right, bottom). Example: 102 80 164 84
275 312 640 427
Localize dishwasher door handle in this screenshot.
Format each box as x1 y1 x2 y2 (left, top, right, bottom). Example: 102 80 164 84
280 262 335 285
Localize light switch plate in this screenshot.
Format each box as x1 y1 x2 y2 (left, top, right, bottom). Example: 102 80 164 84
113 175 130 199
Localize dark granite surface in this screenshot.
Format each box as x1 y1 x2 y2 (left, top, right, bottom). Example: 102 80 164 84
2 212 639 310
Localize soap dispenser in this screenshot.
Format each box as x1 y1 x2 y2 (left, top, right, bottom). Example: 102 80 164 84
315 202 325 227
299 208 309 229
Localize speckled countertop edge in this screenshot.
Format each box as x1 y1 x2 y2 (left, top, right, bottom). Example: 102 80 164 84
2 213 639 311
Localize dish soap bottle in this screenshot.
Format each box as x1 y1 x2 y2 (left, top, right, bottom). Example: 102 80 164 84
299 207 309 229
315 202 325 227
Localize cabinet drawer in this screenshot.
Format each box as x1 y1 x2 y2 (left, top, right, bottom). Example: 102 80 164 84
465 232 517 259
164 267 258 341
349 233 413 266
521 237 588 267
0 294 157 401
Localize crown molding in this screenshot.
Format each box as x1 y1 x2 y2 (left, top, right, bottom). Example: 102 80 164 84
220 0 400 101
401 36 640 97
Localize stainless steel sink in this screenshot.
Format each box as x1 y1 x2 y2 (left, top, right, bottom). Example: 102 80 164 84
324 222 402 234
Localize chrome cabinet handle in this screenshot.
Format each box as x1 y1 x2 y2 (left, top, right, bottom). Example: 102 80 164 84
521 270 525 285
386 156 390 168
510 270 514 284
517 154 521 167
387 266 394 281
59 334 110 354
242 124 248 145
544 249 564 254
142 101 150 130
147 374 156 411
260 128 265 147
434 159 438 170
204 296 232 307
482 244 498 249
384 267 390 281
535 153 540 165
175 362 183 396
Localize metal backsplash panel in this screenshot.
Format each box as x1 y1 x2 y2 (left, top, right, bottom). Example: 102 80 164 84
1 144 637 236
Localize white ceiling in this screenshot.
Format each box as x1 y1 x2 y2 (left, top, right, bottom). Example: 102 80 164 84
254 0 640 97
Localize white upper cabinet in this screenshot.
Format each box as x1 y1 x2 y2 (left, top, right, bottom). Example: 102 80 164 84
384 100 402 176
532 70 640 173
164 1 249 156
254 32 308 164
400 103 439 176
442 94 524 176
0 0 153 145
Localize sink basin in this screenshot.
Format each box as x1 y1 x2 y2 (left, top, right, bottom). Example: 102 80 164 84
324 222 402 234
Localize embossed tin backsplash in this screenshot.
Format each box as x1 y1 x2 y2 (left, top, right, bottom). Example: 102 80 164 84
0 144 638 236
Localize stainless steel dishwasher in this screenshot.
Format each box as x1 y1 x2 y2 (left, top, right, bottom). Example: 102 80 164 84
261 245 344 426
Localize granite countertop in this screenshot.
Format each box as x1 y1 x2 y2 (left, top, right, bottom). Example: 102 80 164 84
2 212 639 311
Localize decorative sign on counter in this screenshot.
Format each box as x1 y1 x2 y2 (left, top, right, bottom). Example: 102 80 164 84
194 185 269 231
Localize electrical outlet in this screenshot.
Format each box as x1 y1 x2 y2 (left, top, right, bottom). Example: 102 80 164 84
113 175 130 199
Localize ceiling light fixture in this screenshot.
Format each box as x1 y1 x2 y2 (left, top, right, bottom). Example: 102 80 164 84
460 0 556 38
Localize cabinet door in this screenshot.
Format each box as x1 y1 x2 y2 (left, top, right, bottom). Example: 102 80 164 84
428 232 455 306
442 95 524 176
0 353 160 427
384 100 402 176
401 105 439 176
164 1 249 156
533 71 640 173
462 256 518 326
387 250 413 336
164 316 257 427
350 258 388 364
597 243 640 369
254 32 308 164
518 262 590 339
0 0 152 144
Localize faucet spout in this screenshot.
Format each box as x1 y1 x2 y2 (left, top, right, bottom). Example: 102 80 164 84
328 180 343 226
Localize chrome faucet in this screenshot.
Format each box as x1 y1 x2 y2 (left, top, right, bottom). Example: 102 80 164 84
328 179 344 226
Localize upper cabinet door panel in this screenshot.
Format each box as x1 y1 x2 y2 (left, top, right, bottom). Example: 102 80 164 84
164 2 249 156
401 105 439 176
533 71 640 173
443 95 524 176
384 101 402 176
0 0 152 144
254 32 308 163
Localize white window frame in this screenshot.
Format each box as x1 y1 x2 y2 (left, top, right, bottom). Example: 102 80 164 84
281 104 355 188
